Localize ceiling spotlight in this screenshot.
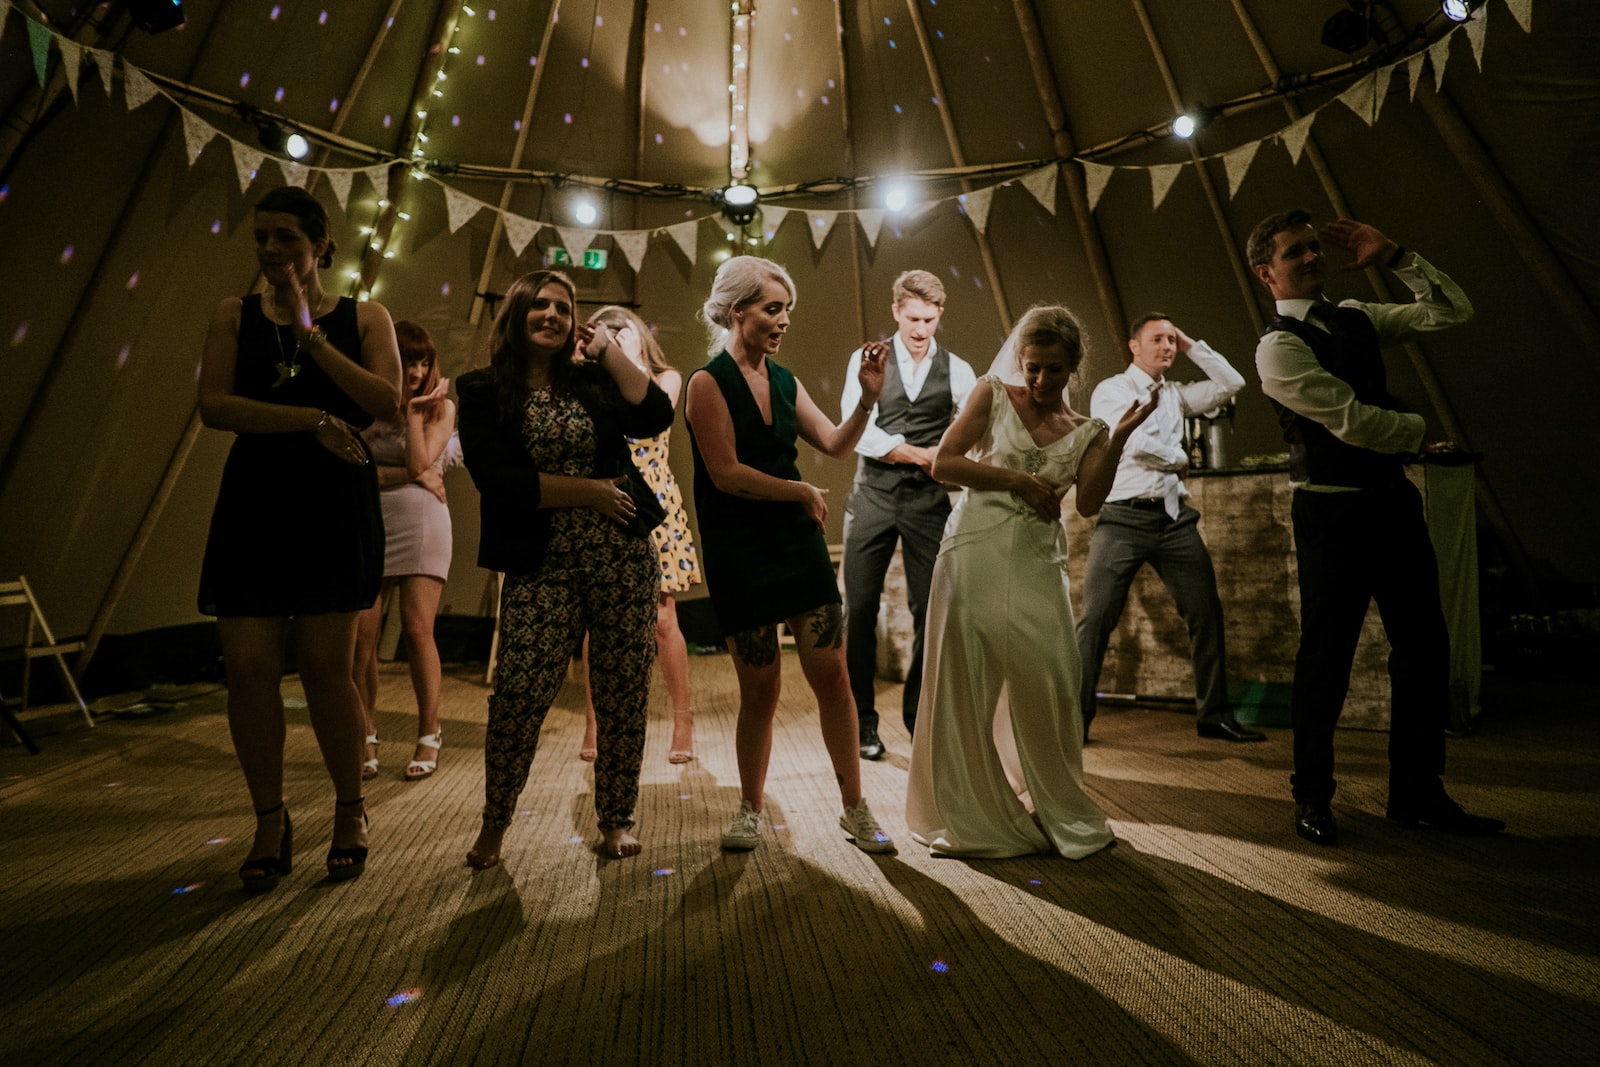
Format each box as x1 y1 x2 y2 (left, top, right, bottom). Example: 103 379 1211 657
251 114 310 160
716 183 760 226
883 182 912 213
128 0 186 34
573 200 599 226
1442 0 1483 21
1320 5 1373 54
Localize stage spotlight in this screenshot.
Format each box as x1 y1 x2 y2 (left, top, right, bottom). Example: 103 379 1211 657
1171 104 1216 140
1442 0 1484 21
573 200 599 226
883 182 911 213
252 117 310 160
129 0 186 33
1320 6 1372 54
716 183 759 226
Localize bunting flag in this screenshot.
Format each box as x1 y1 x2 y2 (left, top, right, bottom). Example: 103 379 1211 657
855 208 885 248
1339 73 1379 127
1281 114 1315 165
124 65 160 110
1081 161 1113 211
1429 32 1454 90
554 225 595 255
275 158 310 189
440 185 483 233
665 219 698 265
26 15 52 85
58 38 82 103
1223 141 1260 199
960 187 995 234
1021 164 1058 216
92 48 114 98
805 210 837 249
1466 5 1489 70
229 140 265 194
180 108 216 165
612 229 649 271
324 169 354 211
1149 163 1182 211
364 163 392 196
502 213 540 258
1506 0 1533 33
761 205 789 240
1406 52 1426 102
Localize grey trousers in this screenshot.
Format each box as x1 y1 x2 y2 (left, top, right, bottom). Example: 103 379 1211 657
1074 502 1232 729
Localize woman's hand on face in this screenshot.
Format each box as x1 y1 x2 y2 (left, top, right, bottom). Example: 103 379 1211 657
415 467 447 503
313 412 369 466
1014 471 1064 523
797 482 829 529
593 475 637 526
409 376 449 416
281 269 314 333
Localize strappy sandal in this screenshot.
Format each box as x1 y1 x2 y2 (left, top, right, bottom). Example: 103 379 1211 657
239 802 293 892
361 734 380 781
326 797 369 882
404 731 442 781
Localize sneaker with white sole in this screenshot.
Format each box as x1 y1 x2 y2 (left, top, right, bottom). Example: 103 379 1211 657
721 800 761 851
839 798 896 854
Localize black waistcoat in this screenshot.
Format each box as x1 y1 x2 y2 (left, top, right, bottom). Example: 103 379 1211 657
1266 308 1409 489
860 343 954 490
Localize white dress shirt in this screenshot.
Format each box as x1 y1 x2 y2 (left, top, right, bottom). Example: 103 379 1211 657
840 334 978 460
1254 252 1473 491
1089 340 1245 518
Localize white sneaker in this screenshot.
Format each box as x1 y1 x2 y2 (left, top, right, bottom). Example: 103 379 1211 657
840 798 896 854
721 800 761 851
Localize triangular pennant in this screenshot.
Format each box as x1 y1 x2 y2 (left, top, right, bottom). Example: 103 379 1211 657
855 209 885 248
960 187 995 234
555 226 595 258
1506 0 1532 33
230 140 265 194
1081 161 1113 211
1338 74 1379 127
1223 140 1261 199
909 200 942 222
761 205 789 239
805 210 837 249
502 213 540 258
324 169 354 211
26 15 52 86
91 48 114 98
58 38 82 103
442 185 484 233
1149 163 1183 211
275 158 311 188
180 108 216 165
124 65 160 110
1281 114 1315 165
1429 32 1453 90
665 220 698 264
1406 52 1426 102
1021 164 1058 216
1466 4 1488 70
0 2 10 46
612 230 649 272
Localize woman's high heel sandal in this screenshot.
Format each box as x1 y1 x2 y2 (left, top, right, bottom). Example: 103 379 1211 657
239 802 293 893
403 731 441 781
361 734 380 781
326 797 369 882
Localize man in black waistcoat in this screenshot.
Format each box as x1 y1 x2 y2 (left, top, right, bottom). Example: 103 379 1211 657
1249 209 1504 846
840 270 976 759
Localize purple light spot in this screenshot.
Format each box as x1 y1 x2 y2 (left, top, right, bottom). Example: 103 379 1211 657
451 115 460 126
772 823 786 831
890 40 897 49
513 120 522 131
937 30 944 39
795 89 804 99
595 15 603 27
489 10 497 19
828 79 836 88
654 22 662 31
477 55 486 66
386 989 422 1006
318 11 328 25
383 114 392 128
821 95 830 105
662 64 670 73
930 960 949 973
269 5 280 19
677 793 690 800
239 73 251 88
117 343 132 368
652 868 673 876
893 104 902 114
883 16 891 24
102 782 124 788
564 113 572 124
530 56 538 66
329 97 340 112
60 245 75 264
126 272 140 290
440 282 451 295
950 265 961 278
581 57 589 68
654 133 663 144
679 26 687 36
171 884 202 894
206 837 228 845
568 835 583 844
11 322 29 345
1029 879 1041 885
931 97 939 106
274 88 285 103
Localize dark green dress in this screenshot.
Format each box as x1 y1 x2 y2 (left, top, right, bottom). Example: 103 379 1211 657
686 351 839 636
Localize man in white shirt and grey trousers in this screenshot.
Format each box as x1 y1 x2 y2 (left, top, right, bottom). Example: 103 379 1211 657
1075 313 1264 744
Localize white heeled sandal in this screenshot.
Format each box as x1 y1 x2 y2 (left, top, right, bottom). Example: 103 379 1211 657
404 731 441 781
361 734 380 780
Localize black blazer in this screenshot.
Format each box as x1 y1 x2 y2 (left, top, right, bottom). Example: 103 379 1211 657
457 366 675 576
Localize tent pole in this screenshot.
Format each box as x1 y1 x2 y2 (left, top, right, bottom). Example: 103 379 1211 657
1011 0 1129 353
902 0 1012 332
833 1 868 342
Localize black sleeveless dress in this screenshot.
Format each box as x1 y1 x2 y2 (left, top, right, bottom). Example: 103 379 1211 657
198 295 384 617
686 351 839 636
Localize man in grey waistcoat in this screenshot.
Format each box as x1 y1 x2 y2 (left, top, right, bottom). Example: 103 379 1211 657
840 270 976 760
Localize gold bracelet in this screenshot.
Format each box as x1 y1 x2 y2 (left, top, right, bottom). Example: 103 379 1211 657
314 410 330 434
297 326 326 356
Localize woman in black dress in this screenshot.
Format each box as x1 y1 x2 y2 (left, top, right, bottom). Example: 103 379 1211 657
198 186 402 890
457 270 674 867
683 255 895 854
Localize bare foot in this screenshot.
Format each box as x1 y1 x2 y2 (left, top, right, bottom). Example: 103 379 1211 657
465 823 505 870
579 707 597 761
601 828 640 858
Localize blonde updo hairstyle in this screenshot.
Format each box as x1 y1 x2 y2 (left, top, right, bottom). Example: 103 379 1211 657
699 255 798 356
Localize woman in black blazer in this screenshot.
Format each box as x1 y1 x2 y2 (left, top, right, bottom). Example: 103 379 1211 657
457 270 673 866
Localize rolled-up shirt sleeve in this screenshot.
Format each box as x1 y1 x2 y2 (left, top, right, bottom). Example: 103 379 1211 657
840 346 903 459
1255 330 1425 454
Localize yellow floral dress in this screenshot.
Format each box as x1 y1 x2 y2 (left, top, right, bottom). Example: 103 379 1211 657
627 428 702 594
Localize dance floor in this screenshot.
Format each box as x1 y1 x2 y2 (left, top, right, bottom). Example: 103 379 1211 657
2 655 1597 1066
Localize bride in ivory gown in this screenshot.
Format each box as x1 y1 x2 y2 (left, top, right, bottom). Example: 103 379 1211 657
905 305 1158 859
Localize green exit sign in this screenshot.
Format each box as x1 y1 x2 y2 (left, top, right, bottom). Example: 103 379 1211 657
543 248 608 270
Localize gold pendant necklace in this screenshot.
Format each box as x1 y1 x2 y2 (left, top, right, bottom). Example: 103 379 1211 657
271 323 300 389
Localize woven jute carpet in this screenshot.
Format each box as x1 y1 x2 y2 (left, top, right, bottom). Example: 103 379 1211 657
1 658 1596 1066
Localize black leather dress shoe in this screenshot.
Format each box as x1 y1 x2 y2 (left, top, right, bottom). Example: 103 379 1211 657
859 728 885 761
1386 795 1506 835
1295 803 1339 845
1197 720 1266 743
